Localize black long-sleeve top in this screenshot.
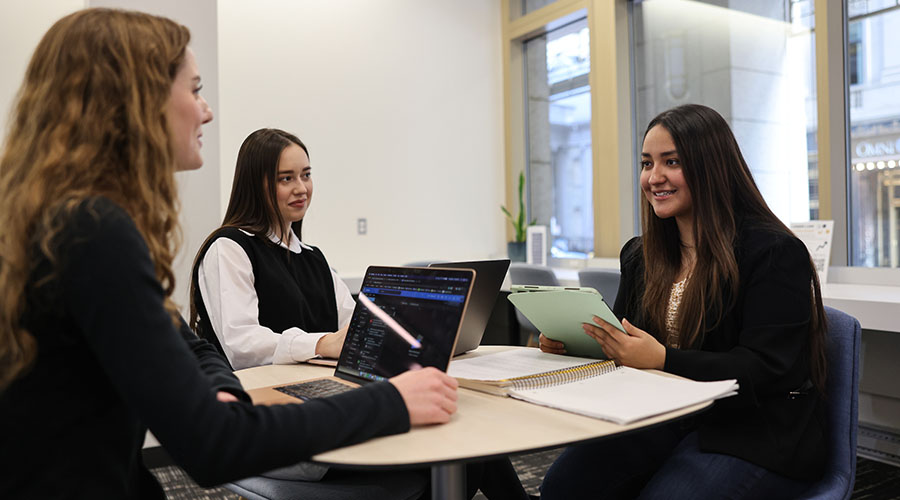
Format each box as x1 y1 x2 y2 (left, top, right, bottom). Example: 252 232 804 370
0 197 409 499
614 222 825 480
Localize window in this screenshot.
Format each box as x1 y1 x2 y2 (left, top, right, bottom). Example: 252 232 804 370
511 0 560 21
524 18 594 258
632 0 819 228
504 0 900 276
848 21 863 86
847 2 900 267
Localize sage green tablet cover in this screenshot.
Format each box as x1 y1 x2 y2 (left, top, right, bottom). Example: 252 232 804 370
508 289 624 359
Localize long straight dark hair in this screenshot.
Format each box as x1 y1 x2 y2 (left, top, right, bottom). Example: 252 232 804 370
189 128 308 329
640 104 826 391
221 128 308 240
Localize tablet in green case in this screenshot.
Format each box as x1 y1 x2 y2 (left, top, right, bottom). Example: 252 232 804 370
508 285 625 359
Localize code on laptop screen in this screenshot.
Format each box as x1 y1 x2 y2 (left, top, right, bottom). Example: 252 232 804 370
335 267 473 382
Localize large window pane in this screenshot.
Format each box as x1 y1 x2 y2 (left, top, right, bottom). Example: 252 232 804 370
633 0 819 225
847 3 900 267
524 18 593 258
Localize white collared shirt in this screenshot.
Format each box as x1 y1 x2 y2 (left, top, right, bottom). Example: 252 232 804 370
197 229 355 370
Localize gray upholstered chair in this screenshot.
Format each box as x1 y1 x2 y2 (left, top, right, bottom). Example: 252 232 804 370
403 260 445 267
508 263 559 345
577 268 621 306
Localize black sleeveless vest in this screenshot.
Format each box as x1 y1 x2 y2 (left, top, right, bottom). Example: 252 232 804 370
191 227 339 365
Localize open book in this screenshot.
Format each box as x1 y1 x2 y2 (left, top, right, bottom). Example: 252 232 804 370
448 349 738 425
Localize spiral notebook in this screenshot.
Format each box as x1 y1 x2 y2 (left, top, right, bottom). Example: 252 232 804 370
448 349 738 425
448 348 615 396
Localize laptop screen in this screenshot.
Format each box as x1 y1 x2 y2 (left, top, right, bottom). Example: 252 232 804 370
335 266 474 383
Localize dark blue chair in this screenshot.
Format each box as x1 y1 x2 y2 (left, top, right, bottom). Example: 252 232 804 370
798 306 860 500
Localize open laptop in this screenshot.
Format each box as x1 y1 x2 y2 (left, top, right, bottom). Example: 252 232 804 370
429 259 510 355
249 265 475 404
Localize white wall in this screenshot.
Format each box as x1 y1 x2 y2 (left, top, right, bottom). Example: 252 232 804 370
0 1 221 315
1 0 507 289
217 0 507 277
0 1 85 142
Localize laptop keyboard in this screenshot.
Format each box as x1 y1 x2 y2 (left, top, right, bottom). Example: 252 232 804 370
274 379 354 401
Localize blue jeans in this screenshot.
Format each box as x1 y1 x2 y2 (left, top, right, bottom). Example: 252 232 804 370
540 424 812 500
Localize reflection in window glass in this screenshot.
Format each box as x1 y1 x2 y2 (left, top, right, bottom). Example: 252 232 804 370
847 4 900 267
848 21 863 86
525 19 593 258
848 0 900 18
633 0 818 227
511 0 559 21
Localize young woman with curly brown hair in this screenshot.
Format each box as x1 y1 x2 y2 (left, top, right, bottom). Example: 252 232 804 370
0 9 457 499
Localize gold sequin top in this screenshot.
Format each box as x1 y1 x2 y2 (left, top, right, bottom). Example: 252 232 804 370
665 277 688 349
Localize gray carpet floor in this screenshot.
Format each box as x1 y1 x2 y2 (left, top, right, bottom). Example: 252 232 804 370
151 453 899 499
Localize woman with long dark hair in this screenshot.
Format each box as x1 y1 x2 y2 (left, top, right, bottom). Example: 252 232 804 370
539 104 827 499
190 128 531 497
0 9 457 498
190 128 351 370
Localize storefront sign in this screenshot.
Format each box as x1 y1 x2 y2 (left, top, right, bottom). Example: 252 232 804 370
851 131 900 162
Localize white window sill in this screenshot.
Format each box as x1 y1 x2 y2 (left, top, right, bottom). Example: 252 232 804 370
343 265 900 333
823 267 900 332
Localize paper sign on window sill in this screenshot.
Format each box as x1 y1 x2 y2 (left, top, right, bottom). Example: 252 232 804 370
791 220 834 284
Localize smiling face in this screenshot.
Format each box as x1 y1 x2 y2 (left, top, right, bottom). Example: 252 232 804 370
275 143 313 231
640 124 693 228
166 48 213 171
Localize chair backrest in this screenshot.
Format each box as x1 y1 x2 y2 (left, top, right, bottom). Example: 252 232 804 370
507 264 559 344
404 260 445 267
508 263 559 286
577 268 621 306
799 306 860 500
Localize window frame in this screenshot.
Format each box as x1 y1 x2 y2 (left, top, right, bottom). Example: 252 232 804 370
501 0 900 282
502 0 635 261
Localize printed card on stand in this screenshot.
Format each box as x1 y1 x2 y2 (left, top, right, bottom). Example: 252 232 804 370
791 220 834 284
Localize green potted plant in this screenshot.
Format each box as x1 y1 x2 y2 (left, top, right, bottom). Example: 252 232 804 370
501 171 534 262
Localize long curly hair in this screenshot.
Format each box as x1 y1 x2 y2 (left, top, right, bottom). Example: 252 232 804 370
0 8 190 390
639 104 826 391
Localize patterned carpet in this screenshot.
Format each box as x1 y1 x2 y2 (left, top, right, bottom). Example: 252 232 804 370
151 452 900 499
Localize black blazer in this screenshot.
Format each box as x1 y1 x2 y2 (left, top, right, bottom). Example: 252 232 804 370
615 222 825 480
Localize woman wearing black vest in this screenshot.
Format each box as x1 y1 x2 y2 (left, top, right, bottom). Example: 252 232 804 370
190 128 530 499
191 128 351 370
